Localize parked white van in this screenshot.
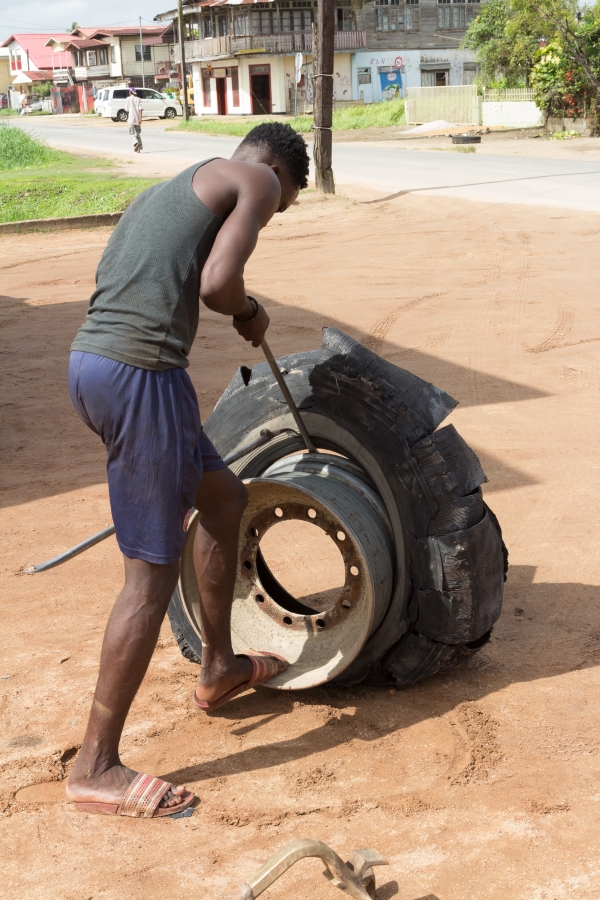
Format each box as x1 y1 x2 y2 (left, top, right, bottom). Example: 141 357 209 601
99 87 182 122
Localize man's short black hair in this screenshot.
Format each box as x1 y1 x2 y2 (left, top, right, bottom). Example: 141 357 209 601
239 122 309 190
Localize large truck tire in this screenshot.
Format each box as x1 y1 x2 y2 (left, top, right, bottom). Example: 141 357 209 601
167 327 507 688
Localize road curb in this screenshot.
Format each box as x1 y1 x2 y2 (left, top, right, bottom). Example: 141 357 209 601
0 212 123 235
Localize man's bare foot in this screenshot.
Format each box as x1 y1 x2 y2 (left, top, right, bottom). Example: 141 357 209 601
66 763 188 809
195 653 287 704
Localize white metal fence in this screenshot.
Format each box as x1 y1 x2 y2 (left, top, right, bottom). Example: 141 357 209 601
484 88 535 103
405 85 479 126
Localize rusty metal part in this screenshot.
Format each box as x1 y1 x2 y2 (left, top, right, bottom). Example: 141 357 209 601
261 338 317 454
179 453 394 689
20 428 294 575
223 839 388 900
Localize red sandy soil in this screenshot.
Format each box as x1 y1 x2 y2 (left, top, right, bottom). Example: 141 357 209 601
1 188 600 900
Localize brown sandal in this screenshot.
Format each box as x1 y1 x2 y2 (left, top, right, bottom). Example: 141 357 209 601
72 773 196 818
193 651 288 712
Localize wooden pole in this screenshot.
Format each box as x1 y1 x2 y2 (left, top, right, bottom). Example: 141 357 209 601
177 0 191 121
312 0 335 194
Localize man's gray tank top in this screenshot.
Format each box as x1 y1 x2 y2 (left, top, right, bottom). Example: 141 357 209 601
71 160 222 370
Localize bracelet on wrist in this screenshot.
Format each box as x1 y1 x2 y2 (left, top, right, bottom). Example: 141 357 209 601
233 295 259 322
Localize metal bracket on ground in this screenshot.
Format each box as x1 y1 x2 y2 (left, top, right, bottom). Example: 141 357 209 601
223 839 388 900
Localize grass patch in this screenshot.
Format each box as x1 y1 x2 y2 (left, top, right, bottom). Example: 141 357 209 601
331 99 405 130
0 124 159 223
172 99 406 137
454 145 477 153
172 115 312 137
0 123 72 170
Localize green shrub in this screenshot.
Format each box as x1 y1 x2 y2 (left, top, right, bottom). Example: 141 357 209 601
0 124 70 171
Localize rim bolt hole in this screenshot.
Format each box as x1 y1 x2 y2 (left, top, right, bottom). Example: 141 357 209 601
283 615 292 625
255 594 265 603
250 526 259 538
274 507 283 518
307 508 317 519
350 565 359 577
243 560 252 570
337 531 346 541
316 619 326 628
341 599 352 608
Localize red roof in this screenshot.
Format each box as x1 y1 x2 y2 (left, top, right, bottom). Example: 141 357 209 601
0 33 73 69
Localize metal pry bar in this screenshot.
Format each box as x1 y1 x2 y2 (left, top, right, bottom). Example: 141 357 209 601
21 427 296 575
223 838 388 900
261 338 317 454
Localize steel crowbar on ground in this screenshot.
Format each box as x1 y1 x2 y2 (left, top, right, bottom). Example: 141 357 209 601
223 838 388 900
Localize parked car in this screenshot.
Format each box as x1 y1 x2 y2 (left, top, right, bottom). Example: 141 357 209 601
0 93 8 109
100 87 182 122
23 100 43 113
94 88 109 115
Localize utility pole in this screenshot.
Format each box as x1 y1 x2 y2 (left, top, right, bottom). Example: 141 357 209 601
139 17 145 88
177 0 191 121
312 0 335 193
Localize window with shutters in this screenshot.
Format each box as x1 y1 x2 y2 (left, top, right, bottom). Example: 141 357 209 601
438 0 472 28
375 0 401 32
135 44 151 62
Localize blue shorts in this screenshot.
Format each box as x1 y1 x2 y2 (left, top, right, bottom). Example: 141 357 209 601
69 351 225 565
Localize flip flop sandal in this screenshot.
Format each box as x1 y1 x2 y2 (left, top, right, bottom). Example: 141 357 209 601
193 651 288 712
72 773 196 818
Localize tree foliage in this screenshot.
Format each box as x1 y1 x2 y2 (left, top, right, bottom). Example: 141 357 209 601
461 0 546 85
463 0 600 128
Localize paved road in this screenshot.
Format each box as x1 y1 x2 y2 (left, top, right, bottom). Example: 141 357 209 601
14 117 600 212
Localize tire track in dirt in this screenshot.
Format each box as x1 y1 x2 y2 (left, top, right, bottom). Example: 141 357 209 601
526 305 576 353
364 293 442 354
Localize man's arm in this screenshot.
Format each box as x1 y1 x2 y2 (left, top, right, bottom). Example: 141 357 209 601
200 165 280 345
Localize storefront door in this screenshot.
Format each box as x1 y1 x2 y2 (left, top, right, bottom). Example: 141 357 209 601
216 77 227 115
250 65 271 114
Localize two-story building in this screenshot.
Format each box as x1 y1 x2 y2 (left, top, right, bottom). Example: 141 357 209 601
1 32 74 102
48 25 176 102
154 0 478 117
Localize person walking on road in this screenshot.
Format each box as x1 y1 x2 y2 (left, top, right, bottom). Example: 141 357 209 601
65 123 310 820
126 86 143 153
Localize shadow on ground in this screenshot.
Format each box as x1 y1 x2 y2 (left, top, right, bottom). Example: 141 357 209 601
162 565 600 786
0 291 545 510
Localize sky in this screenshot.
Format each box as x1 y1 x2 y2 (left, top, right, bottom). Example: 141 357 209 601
0 2 175 44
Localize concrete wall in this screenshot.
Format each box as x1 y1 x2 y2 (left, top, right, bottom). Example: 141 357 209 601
482 101 543 129
192 55 287 116
351 48 476 103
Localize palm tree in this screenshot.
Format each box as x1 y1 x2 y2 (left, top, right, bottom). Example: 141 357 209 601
68 21 78 33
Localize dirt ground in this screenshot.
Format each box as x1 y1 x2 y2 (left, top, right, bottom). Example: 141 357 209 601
1 185 600 900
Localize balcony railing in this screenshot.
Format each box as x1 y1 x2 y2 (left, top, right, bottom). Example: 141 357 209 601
175 30 366 61
53 67 73 84
155 60 179 77
73 64 110 80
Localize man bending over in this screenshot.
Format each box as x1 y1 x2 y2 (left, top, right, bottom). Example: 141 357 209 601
65 123 310 819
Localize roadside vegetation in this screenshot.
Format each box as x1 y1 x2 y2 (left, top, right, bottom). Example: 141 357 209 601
462 0 600 130
0 124 159 223
172 99 405 137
